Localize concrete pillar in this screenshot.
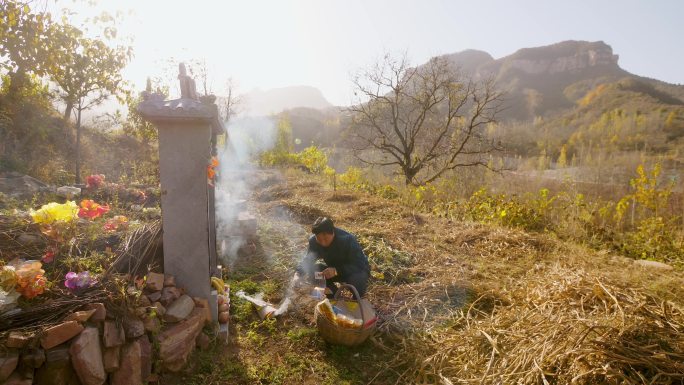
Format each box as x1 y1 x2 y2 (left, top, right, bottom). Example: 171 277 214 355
157 121 212 301
137 64 224 323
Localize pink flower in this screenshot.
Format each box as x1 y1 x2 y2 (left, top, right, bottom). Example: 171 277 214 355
86 174 105 189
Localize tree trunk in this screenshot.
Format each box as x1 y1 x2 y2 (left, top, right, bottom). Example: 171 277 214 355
75 104 82 184
64 101 74 121
404 165 418 186
7 69 27 101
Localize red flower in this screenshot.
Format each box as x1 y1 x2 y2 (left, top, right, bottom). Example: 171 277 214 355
41 247 56 264
103 215 128 232
86 174 105 189
78 199 110 220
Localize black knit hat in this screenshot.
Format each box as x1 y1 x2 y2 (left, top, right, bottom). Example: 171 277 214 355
312 217 334 234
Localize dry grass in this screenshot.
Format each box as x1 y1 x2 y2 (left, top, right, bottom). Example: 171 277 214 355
0 219 162 335
270 169 684 384
0 214 45 261
403 266 684 384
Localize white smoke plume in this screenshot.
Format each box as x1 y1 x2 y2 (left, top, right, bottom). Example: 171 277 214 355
215 115 314 317
215 116 276 270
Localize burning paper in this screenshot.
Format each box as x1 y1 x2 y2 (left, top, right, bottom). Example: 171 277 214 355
235 290 291 319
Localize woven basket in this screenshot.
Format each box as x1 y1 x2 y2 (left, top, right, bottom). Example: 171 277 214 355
315 283 377 346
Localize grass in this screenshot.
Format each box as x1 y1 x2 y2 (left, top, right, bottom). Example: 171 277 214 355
169 168 684 384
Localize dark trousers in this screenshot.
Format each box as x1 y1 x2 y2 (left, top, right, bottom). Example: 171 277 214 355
313 263 369 297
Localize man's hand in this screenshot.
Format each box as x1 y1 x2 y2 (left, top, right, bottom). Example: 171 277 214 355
321 267 337 279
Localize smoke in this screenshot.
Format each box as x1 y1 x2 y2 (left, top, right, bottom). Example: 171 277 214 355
223 116 278 163
215 115 314 317
215 116 276 270
273 274 298 316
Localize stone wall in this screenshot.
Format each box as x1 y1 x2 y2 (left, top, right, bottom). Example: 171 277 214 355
0 273 222 384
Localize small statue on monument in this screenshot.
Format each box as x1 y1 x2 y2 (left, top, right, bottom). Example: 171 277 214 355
178 63 199 100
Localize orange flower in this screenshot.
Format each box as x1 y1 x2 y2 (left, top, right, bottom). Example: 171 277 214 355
104 215 128 232
78 199 110 220
15 261 46 300
16 274 46 299
207 156 219 185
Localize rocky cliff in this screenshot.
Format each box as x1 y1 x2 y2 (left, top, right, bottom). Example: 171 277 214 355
489 40 619 76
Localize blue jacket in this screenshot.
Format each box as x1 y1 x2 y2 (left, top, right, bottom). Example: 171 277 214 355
298 228 370 278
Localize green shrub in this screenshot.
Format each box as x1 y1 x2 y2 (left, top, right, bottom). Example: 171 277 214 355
619 216 682 264
338 167 398 198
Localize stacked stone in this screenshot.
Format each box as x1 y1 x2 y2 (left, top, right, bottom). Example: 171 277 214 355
0 272 219 384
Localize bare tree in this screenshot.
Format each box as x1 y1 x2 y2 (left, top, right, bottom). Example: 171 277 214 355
347 54 504 185
218 77 243 124
191 58 211 96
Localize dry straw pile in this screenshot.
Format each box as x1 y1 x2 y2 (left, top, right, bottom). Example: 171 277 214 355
375 265 684 384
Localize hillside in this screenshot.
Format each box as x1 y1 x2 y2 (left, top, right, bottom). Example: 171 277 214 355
242 86 333 116
284 107 343 151
497 75 684 163
286 41 684 172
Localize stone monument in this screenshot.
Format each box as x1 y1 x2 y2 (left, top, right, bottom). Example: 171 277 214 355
137 64 224 325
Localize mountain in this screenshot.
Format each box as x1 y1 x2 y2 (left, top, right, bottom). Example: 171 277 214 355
442 41 623 120
413 41 684 167
242 86 333 116
440 40 684 121
281 106 343 151
441 49 494 74
275 41 684 168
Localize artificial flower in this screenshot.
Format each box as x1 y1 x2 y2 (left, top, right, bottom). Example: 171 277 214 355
78 199 110 220
65 271 97 292
207 156 219 185
86 174 105 189
14 260 44 280
30 201 78 224
41 247 56 264
104 215 129 232
14 260 46 299
0 266 17 292
16 274 46 299
0 289 20 312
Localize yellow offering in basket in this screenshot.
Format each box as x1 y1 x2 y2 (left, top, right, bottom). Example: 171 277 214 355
317 299 336 322
335 313 362 329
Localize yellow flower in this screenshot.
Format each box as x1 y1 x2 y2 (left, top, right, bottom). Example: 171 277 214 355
0 266 17 292
30 201 78 224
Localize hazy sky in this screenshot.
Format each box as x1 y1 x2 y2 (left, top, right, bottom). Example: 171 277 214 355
61 0 684 106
